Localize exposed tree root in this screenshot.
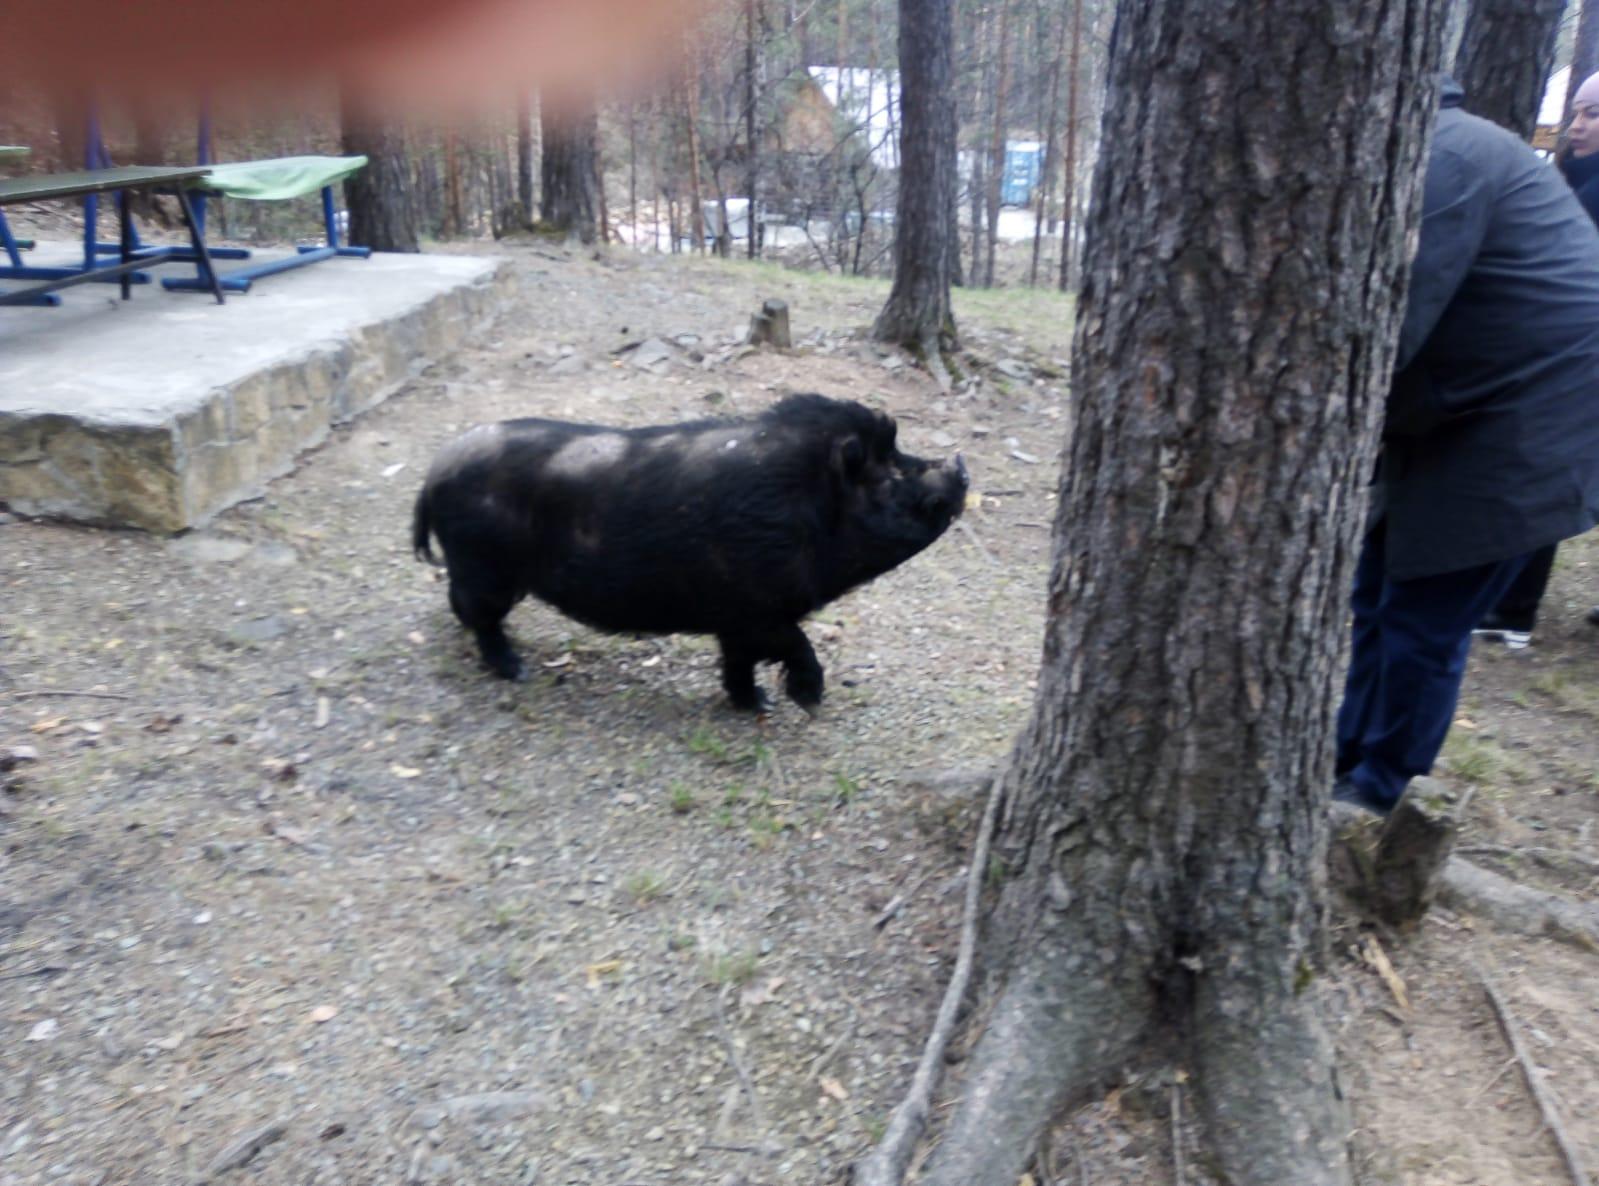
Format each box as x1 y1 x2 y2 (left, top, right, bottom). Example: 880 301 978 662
852 773 1004 1186
918 329 954 393
1475 960 1595 1186
1191 984 1352 1186
912 941 1149 1186
1441 859 1599 952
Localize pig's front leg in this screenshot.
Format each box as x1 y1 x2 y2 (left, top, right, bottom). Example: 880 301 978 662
775 624 823 713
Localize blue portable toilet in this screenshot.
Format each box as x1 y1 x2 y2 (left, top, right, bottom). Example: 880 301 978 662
1001 141 1044 207
997 143 1048 207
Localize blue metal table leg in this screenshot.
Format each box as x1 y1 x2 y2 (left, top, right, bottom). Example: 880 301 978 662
173 189 224 304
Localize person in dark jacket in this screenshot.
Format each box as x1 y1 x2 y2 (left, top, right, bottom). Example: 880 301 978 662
1334 78 1599 815
1474 69 1599 647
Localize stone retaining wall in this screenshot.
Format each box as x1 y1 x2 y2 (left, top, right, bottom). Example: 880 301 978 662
0 257 510 532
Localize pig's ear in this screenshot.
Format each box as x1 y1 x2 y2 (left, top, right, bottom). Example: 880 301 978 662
831 433 868 482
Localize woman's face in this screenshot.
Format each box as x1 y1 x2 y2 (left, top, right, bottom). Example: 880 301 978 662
1570 100 1599 158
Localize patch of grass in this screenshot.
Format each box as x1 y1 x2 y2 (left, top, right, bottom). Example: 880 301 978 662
986 853 1010 886
748 812 787 850
1440 733 1533 788
668 783 697 814
687 726 732 763
831 772 861 805
623 870 668 905
704 948 760 988
1526 668 1599 718
488 901 521 932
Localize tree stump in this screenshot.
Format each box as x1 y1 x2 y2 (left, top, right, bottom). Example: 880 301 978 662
1330 776 1463 928
747 299 792 349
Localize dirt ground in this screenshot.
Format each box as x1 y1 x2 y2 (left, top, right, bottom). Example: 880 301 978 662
2 241 1596 1186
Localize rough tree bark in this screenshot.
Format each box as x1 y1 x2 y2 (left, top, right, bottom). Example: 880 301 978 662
895 2 1450 1184
983 0 1011 289
1566 0 1599 114
682 52 707 254
1054 0 1081 293
745 0 761 260
1452 0 1564 138
539 101 599 245
340 85 419 253
517 92 535 228
1029 2 1067 288
872 0 958 357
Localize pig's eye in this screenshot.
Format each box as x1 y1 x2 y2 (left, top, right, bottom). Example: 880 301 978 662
837 436 866 479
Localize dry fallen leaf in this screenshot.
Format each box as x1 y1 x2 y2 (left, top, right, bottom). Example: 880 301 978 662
543 654 574 669
391 765 422 779
585 959 623 988
309 1005 338 1024
30 717 66 734
819 1076 849 1103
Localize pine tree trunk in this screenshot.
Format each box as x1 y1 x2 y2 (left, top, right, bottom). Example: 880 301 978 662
340 85 420 253
443 129 464 238
1566 0 1599 114
517 92 535 228
1029 3 1067 287
871 0 958 353
1453 0 1564 138
983 0 1011 288
683 54 708 254
1055 0 1082 293
539 102 599 244
911 2 1450 1183
745 0 761 259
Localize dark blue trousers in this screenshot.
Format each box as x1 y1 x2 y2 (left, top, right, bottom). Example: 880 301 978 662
1335 519 1530 809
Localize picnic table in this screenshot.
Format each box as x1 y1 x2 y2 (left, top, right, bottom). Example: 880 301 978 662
165 154 371 292
0 146 36 261
0 164 224 307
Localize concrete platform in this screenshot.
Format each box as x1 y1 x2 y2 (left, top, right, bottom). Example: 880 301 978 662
0 243 510 532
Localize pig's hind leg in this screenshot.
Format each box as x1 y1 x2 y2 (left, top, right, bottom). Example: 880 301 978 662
445 560 525 681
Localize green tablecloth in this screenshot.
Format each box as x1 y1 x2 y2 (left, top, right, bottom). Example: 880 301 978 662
192 155 368 200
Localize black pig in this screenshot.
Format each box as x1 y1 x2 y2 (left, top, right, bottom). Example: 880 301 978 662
412 393 968 711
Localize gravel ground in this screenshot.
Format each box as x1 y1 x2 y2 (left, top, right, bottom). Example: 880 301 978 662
3 241 1596 1186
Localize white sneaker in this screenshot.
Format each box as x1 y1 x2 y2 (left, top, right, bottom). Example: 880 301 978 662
1472 625 1532 650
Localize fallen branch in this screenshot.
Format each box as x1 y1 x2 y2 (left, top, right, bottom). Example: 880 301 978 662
956 519 998 568
873 871 933 931
712 986 778 1155
853 769 1005 1186
1171 1081 1186 1186
4 688 132 701
1474 962 1593 1186
199 1117 288 1180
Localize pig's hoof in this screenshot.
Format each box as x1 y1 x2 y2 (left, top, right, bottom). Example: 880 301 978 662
785 673 823 714
728 686 773 713
486 654 526 681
